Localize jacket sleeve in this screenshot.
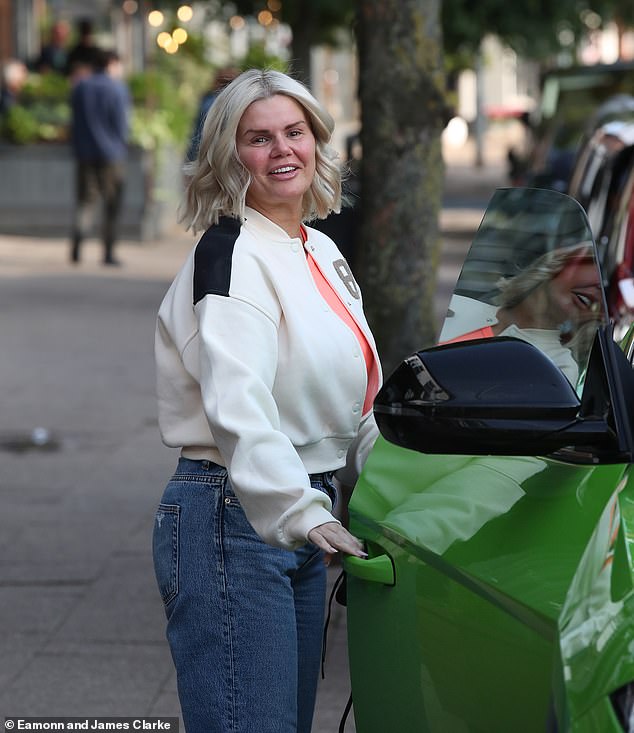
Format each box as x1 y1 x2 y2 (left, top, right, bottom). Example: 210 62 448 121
194 293 339 549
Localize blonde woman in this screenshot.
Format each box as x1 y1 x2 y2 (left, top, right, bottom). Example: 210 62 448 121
152 69 381 732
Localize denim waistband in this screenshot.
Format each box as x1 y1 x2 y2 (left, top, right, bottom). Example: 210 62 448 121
173 458 337 505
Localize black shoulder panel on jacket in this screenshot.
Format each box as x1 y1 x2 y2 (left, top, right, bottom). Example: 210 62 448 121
193 217 242 304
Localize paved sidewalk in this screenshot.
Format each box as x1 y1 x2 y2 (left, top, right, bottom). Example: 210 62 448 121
0 155 507 729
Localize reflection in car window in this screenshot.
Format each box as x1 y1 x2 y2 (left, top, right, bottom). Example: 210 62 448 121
439 188 609 392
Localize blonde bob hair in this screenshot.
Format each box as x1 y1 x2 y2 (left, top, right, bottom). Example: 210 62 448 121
496 242 598 309
179 69 342 233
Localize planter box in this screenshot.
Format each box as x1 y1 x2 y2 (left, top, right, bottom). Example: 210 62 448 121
0 143 182 240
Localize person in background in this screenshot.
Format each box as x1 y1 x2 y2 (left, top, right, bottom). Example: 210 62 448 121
153 69 381 732
184 65 240 163
32 20 70 74
0 59 28 116
69 49 130 266
65 18 100 77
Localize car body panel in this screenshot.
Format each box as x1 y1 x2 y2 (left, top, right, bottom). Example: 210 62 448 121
346 438 630 731
558 468 634 726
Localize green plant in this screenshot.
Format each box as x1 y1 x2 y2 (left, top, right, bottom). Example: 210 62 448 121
239 43 288 72
21 72 70 103
0 71 71 144
0 38 289 149
0 68 192 149
127 67 196 150
130 107 181 151
2 105 41 144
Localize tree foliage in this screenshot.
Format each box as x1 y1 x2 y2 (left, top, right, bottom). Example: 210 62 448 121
227 0 355 82
443 0 634 71
157 0 634 75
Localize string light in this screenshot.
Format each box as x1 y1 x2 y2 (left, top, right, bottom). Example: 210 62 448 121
229 15 246 30
172 27 188 44
156 31 171 48
148 10 164 27
177 5 194 22
257 10 273 26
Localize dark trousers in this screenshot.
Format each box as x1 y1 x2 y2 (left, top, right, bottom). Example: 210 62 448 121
71 160 125 262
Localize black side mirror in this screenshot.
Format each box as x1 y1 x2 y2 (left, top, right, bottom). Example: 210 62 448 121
374 337 614 457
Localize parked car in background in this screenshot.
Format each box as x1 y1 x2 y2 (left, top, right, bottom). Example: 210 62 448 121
568 96 634 337
510 61 634 192
344 187 634 732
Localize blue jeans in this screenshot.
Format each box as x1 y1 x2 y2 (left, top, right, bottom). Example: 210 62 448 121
152 458 335 733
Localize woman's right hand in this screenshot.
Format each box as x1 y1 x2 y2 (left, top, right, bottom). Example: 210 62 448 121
308 521 367 558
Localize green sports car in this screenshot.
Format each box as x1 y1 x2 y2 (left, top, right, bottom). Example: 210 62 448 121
344 187 634 732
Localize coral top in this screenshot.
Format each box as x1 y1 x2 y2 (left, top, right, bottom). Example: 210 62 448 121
302 227 379 415
441 325 495 344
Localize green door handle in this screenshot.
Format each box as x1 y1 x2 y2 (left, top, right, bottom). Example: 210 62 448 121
344 554 395 586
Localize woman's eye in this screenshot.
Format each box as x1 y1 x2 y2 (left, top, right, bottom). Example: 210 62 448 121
574 291 593 308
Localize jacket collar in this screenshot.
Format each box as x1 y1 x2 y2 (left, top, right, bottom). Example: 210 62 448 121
242 206 302 244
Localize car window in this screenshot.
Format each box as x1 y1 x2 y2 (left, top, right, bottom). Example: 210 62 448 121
526 63 634 189
540 66 634 126
439 188 609 394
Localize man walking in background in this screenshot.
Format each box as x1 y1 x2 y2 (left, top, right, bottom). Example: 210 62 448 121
70 48 130 266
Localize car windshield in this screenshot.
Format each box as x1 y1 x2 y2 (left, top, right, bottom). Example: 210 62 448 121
439 188 609 394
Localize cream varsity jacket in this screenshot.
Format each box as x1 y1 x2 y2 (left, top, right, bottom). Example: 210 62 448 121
155 207 382 550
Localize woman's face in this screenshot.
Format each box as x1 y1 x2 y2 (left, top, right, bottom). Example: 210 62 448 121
236 94 316 217
546 259 603 326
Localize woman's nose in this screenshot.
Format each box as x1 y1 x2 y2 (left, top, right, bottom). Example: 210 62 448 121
271 134 292 156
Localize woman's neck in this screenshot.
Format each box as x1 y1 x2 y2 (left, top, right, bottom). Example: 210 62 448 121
246 201 302 239
494 294 550 333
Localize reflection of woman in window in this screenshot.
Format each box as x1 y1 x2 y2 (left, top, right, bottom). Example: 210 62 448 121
440 244 604 385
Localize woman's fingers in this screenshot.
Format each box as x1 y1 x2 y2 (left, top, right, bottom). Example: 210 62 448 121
308 521 367 558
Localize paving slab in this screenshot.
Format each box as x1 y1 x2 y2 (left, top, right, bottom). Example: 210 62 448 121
0 643 171 716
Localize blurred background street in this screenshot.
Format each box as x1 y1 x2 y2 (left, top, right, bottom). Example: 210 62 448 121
0 147 506 727
3 0 634 729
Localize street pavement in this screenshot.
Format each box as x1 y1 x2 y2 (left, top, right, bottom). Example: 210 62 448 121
0 152 507 729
